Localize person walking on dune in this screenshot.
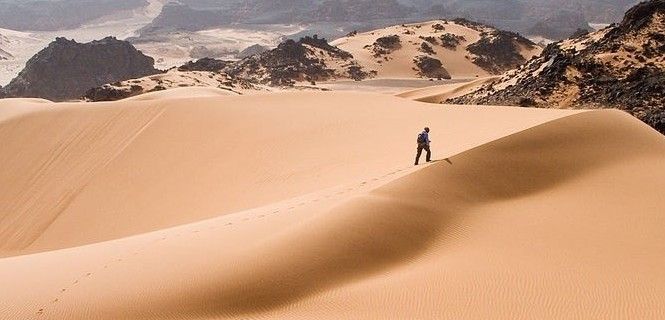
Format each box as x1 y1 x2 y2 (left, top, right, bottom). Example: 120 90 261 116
415 127 432 165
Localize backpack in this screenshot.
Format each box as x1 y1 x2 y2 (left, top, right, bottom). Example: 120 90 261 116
417 132 426 144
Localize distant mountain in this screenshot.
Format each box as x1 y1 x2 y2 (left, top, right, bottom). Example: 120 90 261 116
311 0 412 22
528 10 593 40
0 0 148 31
418 0 638 24
137 0 637 41
1 37 160 101
138 2 231 34
449 0 665 133
139 0 410 35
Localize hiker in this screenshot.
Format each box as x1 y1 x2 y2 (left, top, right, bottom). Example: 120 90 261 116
415 127 432 165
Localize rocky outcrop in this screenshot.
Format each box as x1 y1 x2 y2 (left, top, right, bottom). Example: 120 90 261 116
413 56 451 79
439 33 466 50
84 84 144 102
367 35 402 56
450 0 665 133
419 42 437 54
178 58 230 72
1 37 160 101
467 30 538 74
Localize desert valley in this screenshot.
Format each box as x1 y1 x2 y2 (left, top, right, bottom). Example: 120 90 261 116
0 0 664 319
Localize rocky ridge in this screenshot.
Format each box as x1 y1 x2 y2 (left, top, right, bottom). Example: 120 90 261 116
449 0 665 133
226 35 373 86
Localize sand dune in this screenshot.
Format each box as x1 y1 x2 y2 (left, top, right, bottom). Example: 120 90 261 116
396 76 499 103
0 98 52 122
1 90 664 319
0 91 574 256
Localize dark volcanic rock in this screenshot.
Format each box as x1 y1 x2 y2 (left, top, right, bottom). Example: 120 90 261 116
620 0 665 31
439 33 466 50
467 30 537 74
452 18 488 32
450 0 665 133
375 35 401 49
1 37 159 101
84 84 143 102
178 58 230 72
370 35 402 56
419 36 439 45
299 35 354 59
227 35 369 86
419 42 436 54
414 56 451 79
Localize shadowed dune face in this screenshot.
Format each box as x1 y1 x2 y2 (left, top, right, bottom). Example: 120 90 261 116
1 90 665 319
208 110 665 317
427 110 664 203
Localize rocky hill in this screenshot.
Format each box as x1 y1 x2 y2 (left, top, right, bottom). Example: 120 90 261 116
226 35 373 86
331 19 541 79
1 37 160 101
449 0 665 133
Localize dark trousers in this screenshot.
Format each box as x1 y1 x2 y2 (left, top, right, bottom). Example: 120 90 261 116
415 143 431 165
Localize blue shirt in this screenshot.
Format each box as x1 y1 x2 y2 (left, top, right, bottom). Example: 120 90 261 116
420 131 430 145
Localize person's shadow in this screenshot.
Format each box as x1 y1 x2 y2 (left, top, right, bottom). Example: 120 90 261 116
429 158 453 165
